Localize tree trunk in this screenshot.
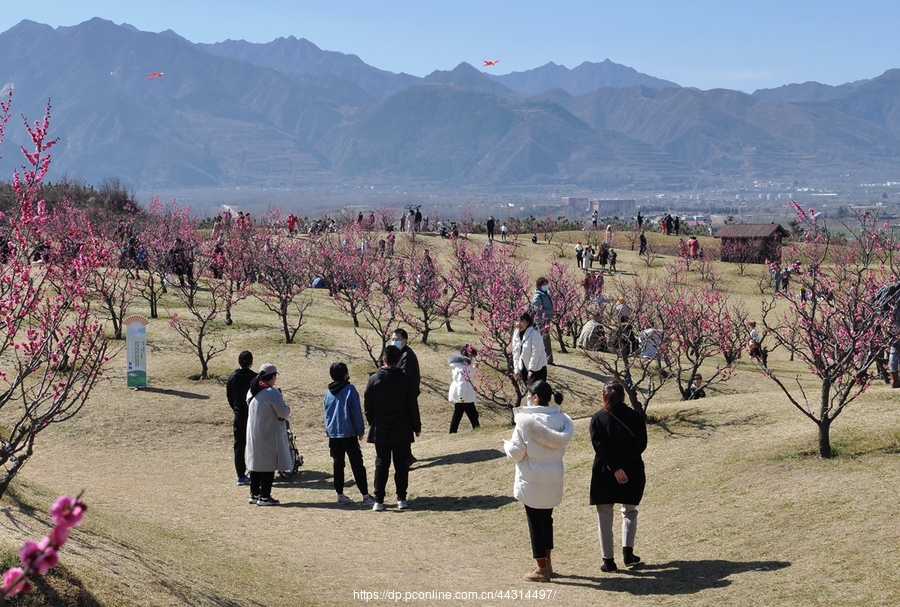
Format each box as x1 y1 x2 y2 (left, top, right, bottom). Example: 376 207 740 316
818 420 832 458
553 322 569 354
625 384 646 418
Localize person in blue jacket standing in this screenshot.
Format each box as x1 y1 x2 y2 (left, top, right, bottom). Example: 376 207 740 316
324 362 376 506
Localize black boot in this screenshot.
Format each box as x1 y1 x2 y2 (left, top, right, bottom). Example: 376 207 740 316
623 547 641 567
601 558 618 573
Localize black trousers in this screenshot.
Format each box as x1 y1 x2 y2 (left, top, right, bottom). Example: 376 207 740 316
449 402 479 433
524 505 554 559
233 411 248 477
249 471 274 498
373 443 412 502
330 437 369 496
520 366 548 386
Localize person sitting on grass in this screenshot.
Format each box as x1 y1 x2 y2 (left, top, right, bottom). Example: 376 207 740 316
688 373 707 399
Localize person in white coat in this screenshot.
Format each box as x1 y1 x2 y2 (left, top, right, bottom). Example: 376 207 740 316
246 363 292 506
447 345 480 433
503 380 575 583
512 312 548 386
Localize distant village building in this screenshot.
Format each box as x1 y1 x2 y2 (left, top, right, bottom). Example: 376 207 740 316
561 197 589 209
589 199 636 218
716 223 788 265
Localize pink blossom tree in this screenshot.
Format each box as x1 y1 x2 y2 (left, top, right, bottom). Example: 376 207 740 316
0 98 108 497
547 260 588 353
253 225 314 344
165 235 233 380
61 210 137 341
354 255 405 370
759 203 897 458
400 248 451 344
319 225 373 329
454 241 531 409
584 273 673 416
658 265 746 399
131 198 196 318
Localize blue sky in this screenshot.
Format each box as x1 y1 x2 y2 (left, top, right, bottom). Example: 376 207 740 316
2 1 898 92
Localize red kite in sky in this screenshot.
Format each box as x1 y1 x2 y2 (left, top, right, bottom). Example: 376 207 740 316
483 60 499 67
147 72 163 81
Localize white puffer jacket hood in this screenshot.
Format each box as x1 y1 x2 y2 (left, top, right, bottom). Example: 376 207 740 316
503 405 575 509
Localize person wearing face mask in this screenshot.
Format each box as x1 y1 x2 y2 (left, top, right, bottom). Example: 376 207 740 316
531 277 555 365
390 328 420 397
512 312 548 386
391 328 421 466
503 380 574 583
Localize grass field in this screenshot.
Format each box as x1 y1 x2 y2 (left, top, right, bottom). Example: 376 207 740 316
2 230 899 607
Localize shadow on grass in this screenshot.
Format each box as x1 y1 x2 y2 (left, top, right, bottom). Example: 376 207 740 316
275 469 332 491
413 448 506 470
553 364 609 383
136 386 210 400
555 559 791 594
650 409 768 438
0 563 105 607
277 494 516 512
400 494 517 511
776 427 900 461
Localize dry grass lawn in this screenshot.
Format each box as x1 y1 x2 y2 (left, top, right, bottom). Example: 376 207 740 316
2 231 899 606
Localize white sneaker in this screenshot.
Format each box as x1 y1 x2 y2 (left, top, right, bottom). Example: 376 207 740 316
372 501 385 512
397 500 409 510
337 494 353 505
361 495 377 506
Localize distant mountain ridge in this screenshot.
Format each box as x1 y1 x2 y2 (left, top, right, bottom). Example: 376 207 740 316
752 80 869 103
489 59 680 95
1 18 899 191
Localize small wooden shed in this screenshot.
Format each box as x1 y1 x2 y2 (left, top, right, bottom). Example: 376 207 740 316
716 223 788 264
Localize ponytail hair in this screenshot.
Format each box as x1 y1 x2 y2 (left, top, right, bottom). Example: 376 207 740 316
527 380 563 406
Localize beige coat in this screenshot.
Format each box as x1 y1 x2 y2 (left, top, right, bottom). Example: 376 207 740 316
245 386 292 472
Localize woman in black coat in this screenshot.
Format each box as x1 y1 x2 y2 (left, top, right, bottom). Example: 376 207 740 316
589 381 648 573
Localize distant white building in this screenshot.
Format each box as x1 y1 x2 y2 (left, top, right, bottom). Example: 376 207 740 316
589 198 636 218
562 197 589 209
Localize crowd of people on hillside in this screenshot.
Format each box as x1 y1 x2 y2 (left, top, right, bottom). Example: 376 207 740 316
227 323 647 582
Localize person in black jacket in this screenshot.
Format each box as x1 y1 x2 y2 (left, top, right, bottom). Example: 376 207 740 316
391 328 421 465
226 350 257 486
365 345 422 511
589 380 648 573
391 328 420 396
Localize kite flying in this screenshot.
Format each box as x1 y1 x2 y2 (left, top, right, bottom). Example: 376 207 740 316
147 72 163 81
483 60 499 67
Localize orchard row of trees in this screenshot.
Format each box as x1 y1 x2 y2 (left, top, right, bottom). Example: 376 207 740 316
3 94 900 509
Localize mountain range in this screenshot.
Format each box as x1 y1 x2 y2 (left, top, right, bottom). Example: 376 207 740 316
1 17 899 192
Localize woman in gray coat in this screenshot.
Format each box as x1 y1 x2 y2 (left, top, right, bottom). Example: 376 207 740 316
246 363 292 506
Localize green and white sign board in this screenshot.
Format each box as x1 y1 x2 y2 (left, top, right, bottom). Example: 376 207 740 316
125 315 149 388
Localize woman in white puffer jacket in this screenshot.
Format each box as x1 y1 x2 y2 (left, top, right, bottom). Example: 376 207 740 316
447 345 480 433
504 380 574 583
511 311 548 386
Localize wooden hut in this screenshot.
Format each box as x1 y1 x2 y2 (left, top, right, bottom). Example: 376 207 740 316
716 223 788 264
